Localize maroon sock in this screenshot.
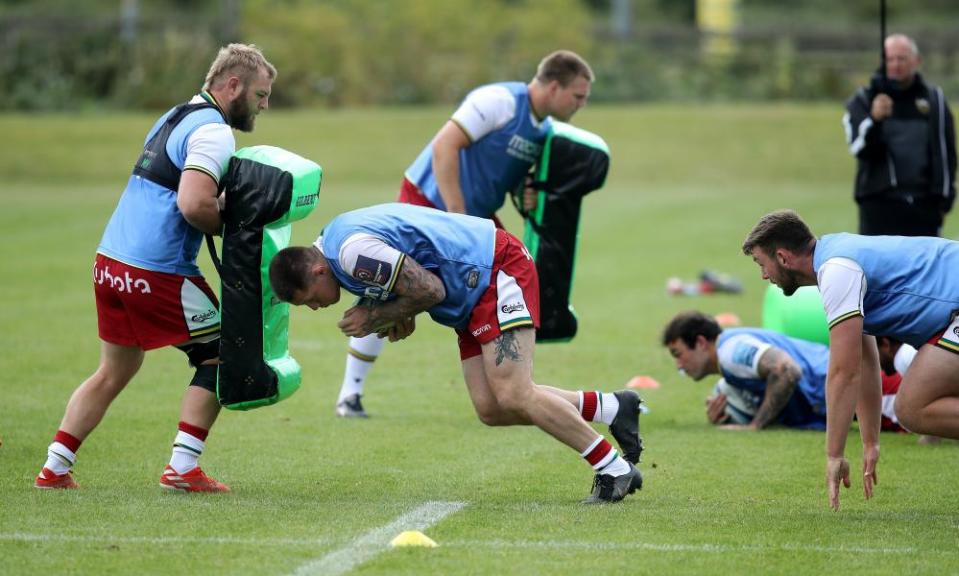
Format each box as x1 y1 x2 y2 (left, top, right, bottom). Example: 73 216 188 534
54 430 82 453
178 421 209 441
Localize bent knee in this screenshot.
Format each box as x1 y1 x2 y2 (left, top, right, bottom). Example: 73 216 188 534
893 394 923 433
473 404 511 426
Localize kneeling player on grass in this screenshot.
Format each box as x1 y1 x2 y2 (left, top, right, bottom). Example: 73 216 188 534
269 203 643 503
661 311 828 431
742 209 959 509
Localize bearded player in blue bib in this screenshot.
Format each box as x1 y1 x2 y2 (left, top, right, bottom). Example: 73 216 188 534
743 209 959 510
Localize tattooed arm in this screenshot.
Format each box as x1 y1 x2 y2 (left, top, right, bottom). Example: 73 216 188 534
749 347 801 429
338 256 446 338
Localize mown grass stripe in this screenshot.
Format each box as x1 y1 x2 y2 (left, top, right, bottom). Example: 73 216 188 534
290 500 466 576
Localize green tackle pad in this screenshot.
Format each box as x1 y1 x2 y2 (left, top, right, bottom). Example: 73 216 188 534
216 145 321 410
522 121 609 343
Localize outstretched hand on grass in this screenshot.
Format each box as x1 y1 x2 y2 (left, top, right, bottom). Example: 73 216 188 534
827 456 850 510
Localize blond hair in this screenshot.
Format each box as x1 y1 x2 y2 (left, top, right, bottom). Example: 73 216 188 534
202 43 277 91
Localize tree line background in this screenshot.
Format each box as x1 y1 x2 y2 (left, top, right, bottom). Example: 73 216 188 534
3 0 958 111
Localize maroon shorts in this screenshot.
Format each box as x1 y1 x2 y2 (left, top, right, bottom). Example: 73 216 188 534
455 229 540 360
93 254 220 350
398 178 505 229
397 178 440 208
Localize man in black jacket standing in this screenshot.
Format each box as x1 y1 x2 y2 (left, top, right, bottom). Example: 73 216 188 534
843 34 956 236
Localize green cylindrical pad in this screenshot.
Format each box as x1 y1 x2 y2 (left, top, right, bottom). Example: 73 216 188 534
217 145 321 410
761 284 829 345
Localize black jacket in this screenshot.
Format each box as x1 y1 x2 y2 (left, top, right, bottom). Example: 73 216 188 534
843 73 956 212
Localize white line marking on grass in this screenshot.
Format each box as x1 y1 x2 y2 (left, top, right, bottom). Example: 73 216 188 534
443 539 957 556
0 532 332 547
290 500 466 576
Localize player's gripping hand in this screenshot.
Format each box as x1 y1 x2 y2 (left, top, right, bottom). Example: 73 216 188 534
379 316 416 342
827 456 851 511
338 305 374 338
705 394 730 425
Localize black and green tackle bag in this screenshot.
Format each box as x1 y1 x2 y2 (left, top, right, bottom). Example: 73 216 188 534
215 145 321 410
522 121 609 343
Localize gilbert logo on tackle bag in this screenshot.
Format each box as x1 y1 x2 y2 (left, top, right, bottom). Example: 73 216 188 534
215 145 321 410
517 122 609 342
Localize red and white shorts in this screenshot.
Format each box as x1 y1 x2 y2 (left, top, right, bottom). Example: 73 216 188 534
456 229 540 360
398 178 505 230
93 254 220 350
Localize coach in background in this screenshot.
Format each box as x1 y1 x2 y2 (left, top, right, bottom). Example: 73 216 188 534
742 210 959 510
842 34 956 237
661 311 827 431
34 44 276 492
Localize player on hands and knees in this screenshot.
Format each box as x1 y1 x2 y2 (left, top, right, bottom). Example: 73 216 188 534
742 209 959 510
661 311 828 431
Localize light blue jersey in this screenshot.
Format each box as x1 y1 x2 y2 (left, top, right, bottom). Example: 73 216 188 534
405 82 551 217
814 233 959 348
98 100 226 276
717 328 828 430
320 204 497 329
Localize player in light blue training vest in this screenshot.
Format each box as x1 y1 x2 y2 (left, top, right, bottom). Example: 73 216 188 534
743 209 959 510
335 51 595 418
269 204 644 504
34 44 276 494
662 312 828 431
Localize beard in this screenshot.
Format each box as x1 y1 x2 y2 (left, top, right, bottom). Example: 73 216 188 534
227 91 255 132
777 267 803 296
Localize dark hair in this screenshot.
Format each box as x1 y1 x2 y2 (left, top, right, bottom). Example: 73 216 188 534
741 210 815 257
268 246 318 302
661 311 722 348
535 50 594 86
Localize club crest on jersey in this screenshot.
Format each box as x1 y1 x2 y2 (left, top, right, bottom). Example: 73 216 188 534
467 269 480 289
916 98 930 115
354 255 392 285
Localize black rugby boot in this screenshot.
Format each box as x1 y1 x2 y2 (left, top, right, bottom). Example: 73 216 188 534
609 390 643 464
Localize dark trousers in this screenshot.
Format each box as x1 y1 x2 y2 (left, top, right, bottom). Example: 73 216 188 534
858 197 944 237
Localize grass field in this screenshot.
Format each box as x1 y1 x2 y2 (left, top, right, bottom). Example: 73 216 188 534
1 104 958 575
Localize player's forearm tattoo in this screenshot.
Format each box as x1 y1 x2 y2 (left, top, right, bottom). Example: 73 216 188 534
368 258 445 329
752 349 801 429
494 330 522 366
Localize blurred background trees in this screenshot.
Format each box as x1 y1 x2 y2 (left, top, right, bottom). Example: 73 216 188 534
1 0 957 110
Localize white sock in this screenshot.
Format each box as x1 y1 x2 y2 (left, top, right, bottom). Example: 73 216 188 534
598 393 620 425
600 455 631 477
581 437 631 477
577 391 620 425
338 334 386 403
44 442 76 475
169 431 205 474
